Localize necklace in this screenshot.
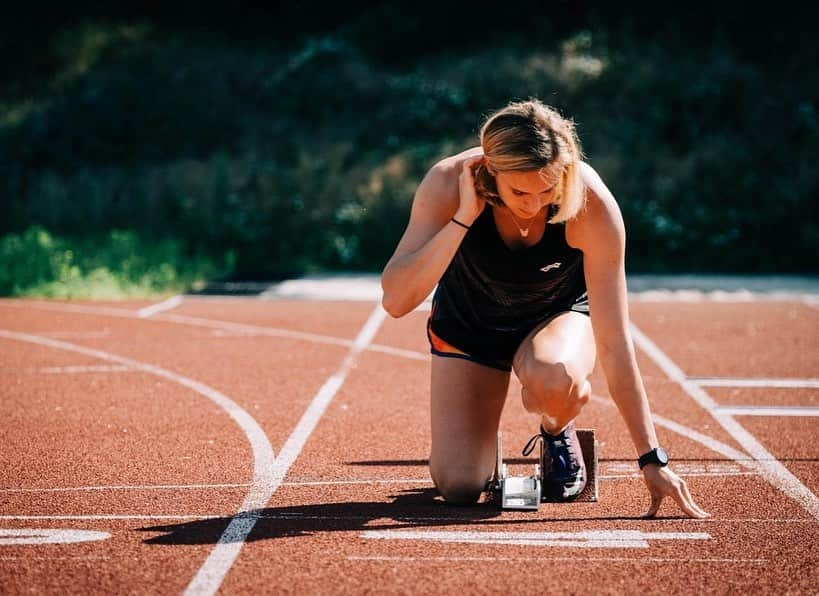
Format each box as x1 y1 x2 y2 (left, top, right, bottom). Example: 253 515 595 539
507 209 537 237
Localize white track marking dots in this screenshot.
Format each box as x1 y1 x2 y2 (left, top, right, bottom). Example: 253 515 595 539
630 323 819 520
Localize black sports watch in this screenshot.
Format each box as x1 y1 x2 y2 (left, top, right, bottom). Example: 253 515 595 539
638 447 669 470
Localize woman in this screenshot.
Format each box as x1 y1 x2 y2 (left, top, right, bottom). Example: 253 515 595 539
380 99 708 517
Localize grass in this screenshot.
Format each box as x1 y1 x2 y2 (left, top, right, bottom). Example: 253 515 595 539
0 226 229 299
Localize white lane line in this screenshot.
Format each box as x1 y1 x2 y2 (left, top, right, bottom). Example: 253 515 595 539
157 312 355 349
24 365 134 374
589 395 757 470
0 329 277 576
0 483 252 493
282 478 432 487
0 479 433 493
604 461 750 474
0 299 423 362
713 406 819 417
257 515 816 523
0 300 136 317
600 473 756 479
39 330 112 339
356 343 428 361
137 295 183 318
630 324 819 520
0 529 110 545
0 556 112 561
361 529 711 549
202 328 427 361
690 377 819 389
2 468 766 494
183 304 387 596
347 555 767 563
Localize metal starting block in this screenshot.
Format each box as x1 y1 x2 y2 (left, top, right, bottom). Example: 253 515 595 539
489 429 598 510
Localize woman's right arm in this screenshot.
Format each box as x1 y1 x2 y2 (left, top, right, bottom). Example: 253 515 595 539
381 155 485 318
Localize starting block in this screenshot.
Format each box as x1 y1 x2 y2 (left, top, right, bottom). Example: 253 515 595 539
489 430 598 510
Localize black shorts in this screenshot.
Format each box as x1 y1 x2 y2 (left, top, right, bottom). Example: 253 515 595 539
427 296 590 372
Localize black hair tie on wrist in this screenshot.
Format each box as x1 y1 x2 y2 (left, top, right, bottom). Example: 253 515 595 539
450 217 471 230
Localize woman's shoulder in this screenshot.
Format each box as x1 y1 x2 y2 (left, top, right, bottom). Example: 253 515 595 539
576 161 621 216
416 146 483 200
568 161 625 249
428 146 483 179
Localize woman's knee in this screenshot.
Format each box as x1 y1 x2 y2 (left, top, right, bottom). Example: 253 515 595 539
520 360 573 402
519 361 590 416
430 463 489 505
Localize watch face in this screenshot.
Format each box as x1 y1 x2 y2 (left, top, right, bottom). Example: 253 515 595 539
656 447 669 465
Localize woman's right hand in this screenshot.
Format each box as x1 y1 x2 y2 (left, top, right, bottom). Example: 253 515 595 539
456 155 487 225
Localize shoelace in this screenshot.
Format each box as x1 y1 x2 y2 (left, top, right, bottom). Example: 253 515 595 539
521 432 543 457
522 428 579 472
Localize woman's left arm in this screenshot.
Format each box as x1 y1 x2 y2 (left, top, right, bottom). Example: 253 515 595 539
576 164 709 519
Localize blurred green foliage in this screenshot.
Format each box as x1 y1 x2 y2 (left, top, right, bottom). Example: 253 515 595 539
1 3 817 295
0 226 222 297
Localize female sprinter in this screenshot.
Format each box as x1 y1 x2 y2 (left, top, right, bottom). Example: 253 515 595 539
380 98 708 518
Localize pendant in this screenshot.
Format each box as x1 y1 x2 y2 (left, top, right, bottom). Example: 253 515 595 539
519 228 529 237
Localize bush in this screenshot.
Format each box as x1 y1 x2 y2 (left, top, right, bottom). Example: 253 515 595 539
0 226 226 298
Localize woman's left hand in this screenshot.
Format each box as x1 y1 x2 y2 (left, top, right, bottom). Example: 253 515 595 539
642 465 710 518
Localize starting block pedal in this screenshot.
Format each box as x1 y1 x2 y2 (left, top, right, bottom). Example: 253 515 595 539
494 432 541 510
489 429 598 510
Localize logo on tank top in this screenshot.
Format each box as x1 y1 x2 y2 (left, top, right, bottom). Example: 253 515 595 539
539 262 562 273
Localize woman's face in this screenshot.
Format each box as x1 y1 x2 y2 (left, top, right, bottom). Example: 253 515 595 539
493 165 562 219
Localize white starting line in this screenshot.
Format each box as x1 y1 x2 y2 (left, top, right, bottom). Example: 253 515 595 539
0 529 110 545
713 406 819 417
361 529 711 549
689 377 819 389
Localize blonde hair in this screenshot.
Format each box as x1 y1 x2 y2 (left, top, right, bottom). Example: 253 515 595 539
474 99 585 223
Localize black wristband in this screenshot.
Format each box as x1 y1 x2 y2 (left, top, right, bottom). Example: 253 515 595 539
450 217 471 230
638 447 669 469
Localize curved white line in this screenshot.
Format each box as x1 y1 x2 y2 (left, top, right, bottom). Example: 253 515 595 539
0 299 412 357
0 330 277 559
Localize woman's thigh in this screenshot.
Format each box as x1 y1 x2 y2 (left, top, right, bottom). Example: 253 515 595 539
512 311 596 426
429 355 510 498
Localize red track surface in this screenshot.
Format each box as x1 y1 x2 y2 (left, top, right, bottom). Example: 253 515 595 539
1 296 817 594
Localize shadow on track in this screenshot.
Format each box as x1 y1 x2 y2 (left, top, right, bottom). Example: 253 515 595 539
137 487 646 545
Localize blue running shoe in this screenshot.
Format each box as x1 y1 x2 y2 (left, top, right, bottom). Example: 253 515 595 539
522 421 586 502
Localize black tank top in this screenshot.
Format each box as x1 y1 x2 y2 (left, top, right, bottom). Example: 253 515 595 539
430 203 589 359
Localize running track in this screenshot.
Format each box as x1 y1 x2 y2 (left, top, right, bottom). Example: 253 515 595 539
1 288 817 594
